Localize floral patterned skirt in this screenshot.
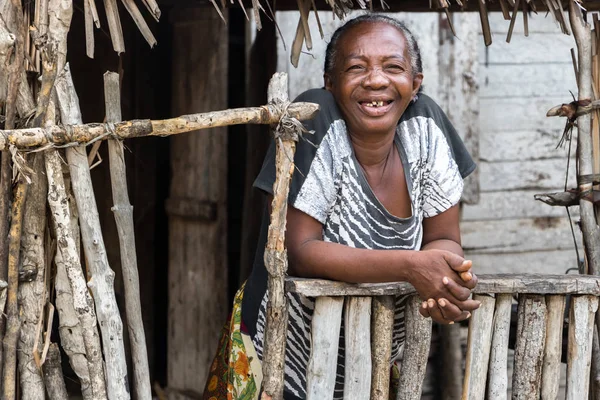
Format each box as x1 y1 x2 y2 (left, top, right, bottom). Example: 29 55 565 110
203 284 262 400
203 284 402 400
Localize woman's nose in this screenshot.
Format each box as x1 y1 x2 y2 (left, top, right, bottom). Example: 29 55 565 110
362 68 389 89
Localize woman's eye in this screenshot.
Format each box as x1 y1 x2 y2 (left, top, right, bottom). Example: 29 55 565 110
347 65 365 71
385 65 404 72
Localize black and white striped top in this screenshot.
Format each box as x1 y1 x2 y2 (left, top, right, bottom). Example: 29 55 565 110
242 89 475 399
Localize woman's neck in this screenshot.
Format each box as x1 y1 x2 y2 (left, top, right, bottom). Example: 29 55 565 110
349 130 396 168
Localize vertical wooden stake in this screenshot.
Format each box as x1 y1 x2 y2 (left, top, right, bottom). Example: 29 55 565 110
566 295 598 400
486 294 512 400
397 295 432 400
42 344 69 400
512 295 547 400
344 296 372 400
306 296 343 400
462 294 495 400
541 295 566 400
370 296 394 400
55 66 130 400
261 72 296 400
2 179 28 400
104 71 152 400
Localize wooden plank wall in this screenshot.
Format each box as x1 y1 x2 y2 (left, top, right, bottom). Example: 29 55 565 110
463 13 579 274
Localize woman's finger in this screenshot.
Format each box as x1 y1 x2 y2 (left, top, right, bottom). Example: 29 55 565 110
419 301 431 318
454 310 472 322
443 276 472 301
426 299 454 325
437 298 463 321
457 298 482 312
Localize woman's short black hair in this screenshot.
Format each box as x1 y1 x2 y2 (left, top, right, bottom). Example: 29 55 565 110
324 14 423 77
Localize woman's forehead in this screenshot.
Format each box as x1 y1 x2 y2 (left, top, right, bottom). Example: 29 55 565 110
336 22 410 59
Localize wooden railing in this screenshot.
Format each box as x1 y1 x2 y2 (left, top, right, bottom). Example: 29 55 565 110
283 274 600 400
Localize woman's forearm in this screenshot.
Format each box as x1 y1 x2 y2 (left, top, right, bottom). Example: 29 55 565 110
421 239 464 257
288 239 418 283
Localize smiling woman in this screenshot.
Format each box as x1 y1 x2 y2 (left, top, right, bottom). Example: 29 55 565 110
204 15 479 400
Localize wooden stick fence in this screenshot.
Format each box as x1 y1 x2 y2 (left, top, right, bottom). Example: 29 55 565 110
285 274 600 399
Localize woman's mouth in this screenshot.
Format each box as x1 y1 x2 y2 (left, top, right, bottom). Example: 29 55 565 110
358 100 394 116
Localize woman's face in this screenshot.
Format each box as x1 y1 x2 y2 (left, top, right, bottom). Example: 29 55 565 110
325 22 423 137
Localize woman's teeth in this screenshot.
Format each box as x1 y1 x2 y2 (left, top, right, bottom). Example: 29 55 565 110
365 101 385 107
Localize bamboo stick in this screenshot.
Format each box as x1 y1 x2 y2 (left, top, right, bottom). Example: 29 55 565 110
370 296 394 400
105 71 152 400
139 0 161 21
42 344 68 400
17 153 47 400
541 295 566 400
260 72 295 400
55 66 129 400
462 294 495 400
2 179 28 400
566 295 598 400
397 295 432 400
441 324 462 400
0 101 319 151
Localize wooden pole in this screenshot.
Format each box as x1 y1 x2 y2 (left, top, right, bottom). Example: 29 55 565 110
343 296 372 400
541 295 566 400
104 71 152 400
512 295 547 400
42 344 69 400
55 67 130 400
0 101 319 151
370 296 394 400
2 178 28 400
486 294 511 400
397 295 433 400
566 295 599 400
305 296 343 400
569 0 600 275
462 294 495 400
261 72 296 400
17 153 47 400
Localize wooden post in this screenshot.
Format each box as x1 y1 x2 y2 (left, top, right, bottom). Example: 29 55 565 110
306 296 343 400
512 295 547 400
17 153 47 400
260 72 296 400
104 72 152 400
42 344 69 400
343 297 372 400
566 295 599 400
397 295 432 400
486 294 512 400
569 0 600 275
541 295 566 400
55 67 129 400
462 294 495 400
2 179 28 400
168 7 229 393
370 296 394 400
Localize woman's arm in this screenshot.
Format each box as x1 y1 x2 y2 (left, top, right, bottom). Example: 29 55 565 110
282 202 480 323
420 204 478 322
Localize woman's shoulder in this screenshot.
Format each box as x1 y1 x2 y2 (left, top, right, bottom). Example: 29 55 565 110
400 93 445 123
294 88 343 123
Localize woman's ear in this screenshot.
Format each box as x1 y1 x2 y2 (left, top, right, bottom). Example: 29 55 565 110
324 74 333 91
412 73 424 97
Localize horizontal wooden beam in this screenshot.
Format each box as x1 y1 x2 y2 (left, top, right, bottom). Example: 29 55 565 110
0 101 319 151
286 274 600 297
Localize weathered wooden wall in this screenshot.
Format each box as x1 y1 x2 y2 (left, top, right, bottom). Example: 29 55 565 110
168 7 229 395
462 12 579 274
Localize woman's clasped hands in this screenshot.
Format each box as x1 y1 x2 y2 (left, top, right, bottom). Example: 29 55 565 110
410 249 480 325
